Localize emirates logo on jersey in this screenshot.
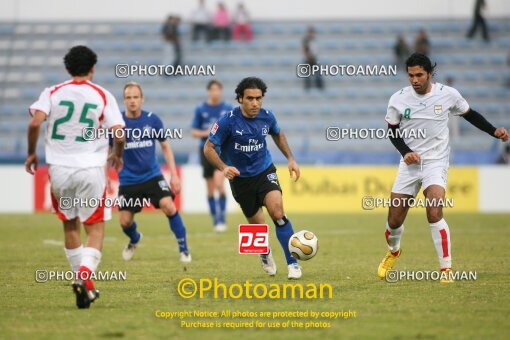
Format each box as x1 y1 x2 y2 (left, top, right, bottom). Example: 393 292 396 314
434 105 443 115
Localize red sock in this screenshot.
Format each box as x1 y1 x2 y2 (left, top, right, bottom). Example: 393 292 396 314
78 265 95 290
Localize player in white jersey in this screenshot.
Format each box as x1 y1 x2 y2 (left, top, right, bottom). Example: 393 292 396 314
25 46 126 308
377 53 508 283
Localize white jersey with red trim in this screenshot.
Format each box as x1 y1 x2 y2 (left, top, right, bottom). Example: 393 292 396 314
385 82 470 160
29 80 125 167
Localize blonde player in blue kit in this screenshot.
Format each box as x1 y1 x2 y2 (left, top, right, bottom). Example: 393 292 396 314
114 82 191 263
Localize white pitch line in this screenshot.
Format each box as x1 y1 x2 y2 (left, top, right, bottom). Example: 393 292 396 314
43 239 63 246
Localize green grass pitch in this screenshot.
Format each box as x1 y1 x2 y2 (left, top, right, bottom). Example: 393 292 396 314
1 212 509 339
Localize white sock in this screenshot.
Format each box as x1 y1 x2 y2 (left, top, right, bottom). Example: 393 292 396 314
385 222 404 254
80 247 102 272
64 245 83 272
430 218 451 269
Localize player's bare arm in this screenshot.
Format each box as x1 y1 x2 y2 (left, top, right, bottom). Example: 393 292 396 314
191 128 210 139
203 139 240 180
271 131 300 181
387 123 420 165
25 110 46 175
160 140 181 194
104 163 111 192
460 108 509 142
108 124 125 172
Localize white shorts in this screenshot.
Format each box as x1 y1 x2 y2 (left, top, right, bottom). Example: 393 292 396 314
391 158 449 197
49 165 110 224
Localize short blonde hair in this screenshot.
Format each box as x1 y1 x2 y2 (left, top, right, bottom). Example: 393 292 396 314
123 81 143 98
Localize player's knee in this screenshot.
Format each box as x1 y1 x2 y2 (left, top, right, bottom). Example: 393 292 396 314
120 216 134 228
166 206 177 216
387 212 404 229
387 219 403 229
427 208 443 223
269 207 285 221
160 200 177 216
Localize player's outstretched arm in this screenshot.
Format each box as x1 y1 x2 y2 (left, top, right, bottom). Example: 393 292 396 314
160 140 181 194
25 110 46 175
461 109 509 142
191 128 210 139
387 124 420 165
203 139 240 180
271 131 300 181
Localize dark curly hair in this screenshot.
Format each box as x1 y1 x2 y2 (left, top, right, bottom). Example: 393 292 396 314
406 53 436 74
235 77 267 102
64 45 97 76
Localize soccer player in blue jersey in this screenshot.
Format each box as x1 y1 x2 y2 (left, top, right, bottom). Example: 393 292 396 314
204 77 302 279
191 80 233 232
115 82 191 262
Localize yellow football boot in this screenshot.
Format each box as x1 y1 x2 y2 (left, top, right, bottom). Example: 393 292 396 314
377 249 401 279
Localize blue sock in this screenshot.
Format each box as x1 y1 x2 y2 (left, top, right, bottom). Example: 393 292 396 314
274 217 297 265
168 212 188 253
207 196 219 225
122 221 141 244
218 194 226 223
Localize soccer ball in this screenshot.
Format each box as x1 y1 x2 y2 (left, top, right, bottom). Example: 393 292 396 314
288 230 318 261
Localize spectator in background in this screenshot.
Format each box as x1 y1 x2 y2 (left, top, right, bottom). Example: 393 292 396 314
496 145 510 164
232 3 252 41
302 26 323 91
467 0 490 42
161 15 181 68
414 29 430 56
212 2 231 41
394 35 410 66
190 0 211 42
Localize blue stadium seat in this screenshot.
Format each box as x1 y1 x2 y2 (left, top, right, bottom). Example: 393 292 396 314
133 24 157 35
1 105 17 116
250 24 265 35
330 24 345 34
248 40 265 50
291 24 306 35
264 40 280 50
493 88 509 99
489 54 505 65
451 54 469 65
344 39 358 49
113 25 131 35
348 23 365 34
131 42 144 51
269 24 285 35
486 104 502 115
368 24 384 34
21 89 39 100
0 24 14 35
